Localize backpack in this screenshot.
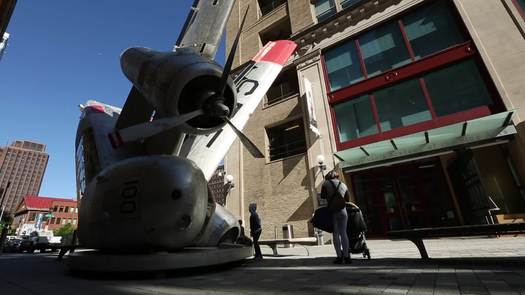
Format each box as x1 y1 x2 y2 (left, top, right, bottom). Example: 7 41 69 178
328 180 346 213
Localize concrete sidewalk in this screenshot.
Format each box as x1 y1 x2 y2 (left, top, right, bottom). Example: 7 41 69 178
1 237 524 294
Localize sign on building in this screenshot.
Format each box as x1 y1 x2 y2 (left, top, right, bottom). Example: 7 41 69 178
304 78 320 137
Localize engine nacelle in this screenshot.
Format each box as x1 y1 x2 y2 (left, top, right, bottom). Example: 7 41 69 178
120 47 236 135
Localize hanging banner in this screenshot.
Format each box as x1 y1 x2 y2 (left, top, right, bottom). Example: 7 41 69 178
304 77 320 137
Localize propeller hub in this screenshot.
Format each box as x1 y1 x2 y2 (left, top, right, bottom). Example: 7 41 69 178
203 96 230 118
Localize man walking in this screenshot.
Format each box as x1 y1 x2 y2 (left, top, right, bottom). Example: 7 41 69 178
249 203 263 260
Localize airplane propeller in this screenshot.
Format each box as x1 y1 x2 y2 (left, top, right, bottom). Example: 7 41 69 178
112 7 264 158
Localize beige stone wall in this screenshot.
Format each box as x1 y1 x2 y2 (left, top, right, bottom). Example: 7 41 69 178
454 0 525 122
288 0 315 33
453 0 525 187
225 1 316 239
227 1 290 67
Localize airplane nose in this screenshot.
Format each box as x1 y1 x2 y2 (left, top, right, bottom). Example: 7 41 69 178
79 155 209 251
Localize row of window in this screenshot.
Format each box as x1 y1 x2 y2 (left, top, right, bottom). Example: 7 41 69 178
323 1 499 148
49 217 77 226
333 59 493 142
325 1 466 92
53 205 78 213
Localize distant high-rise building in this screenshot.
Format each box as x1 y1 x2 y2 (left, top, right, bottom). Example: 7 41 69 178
0 141 49 214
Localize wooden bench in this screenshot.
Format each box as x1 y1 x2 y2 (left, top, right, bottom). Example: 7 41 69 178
258 237 318 256
388 223 525 259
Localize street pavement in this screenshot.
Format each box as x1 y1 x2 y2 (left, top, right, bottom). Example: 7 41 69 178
1 237 525 294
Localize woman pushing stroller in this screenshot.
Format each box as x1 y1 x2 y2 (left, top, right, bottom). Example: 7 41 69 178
321 170 352 264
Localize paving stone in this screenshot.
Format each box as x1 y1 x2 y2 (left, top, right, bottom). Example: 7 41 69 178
0 238 524 294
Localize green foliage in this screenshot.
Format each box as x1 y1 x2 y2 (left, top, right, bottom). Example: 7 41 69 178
54 223 75 237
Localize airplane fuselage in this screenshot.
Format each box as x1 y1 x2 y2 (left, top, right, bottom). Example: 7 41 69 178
75 104 239 251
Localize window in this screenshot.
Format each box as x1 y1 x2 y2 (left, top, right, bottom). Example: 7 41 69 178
70 207 75 213
358 21 411 78
258 0 286 16
325 41 364 91
340 0 362 9
334 95 378 141
423 60 493 117
374 79 431 131
267 120 307 161
56 218 61 224
76 128 101 198
260 18 292 46
402 1 466 59
62 219 66 225
59 206 64 212
315 0 336 22
29 212 36 221
73 219 77 225
65 206 69 212
266 68 299 105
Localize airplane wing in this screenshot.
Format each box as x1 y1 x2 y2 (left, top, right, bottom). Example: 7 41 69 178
185 40 298 180
115 0 234 131
176 0 235 60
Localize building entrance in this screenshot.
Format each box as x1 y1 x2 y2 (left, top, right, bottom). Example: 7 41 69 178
350 159 459 236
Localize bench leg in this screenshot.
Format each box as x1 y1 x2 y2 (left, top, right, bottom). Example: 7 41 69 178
410 239 429 259
271 245 278 256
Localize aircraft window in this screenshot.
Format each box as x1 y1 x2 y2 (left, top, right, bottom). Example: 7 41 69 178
76 128 101 197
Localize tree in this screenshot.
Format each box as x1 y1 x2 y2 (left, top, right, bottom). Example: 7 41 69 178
54 223 75 237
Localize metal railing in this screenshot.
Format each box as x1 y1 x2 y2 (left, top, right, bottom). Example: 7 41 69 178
266 82 298 105
269 139 307 161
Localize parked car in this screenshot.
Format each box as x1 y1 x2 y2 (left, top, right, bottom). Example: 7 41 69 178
2 238 22 252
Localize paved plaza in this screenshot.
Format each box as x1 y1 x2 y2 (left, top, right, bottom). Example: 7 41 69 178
1 237 525 294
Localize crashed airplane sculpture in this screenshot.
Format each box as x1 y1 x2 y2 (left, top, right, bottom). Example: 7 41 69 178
71 0 296 271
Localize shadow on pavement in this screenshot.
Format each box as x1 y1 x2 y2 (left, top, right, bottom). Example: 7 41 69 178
1 253 525 295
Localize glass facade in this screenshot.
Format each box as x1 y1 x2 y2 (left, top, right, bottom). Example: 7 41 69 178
374 79 431 132
334 95 378 141
403 1 466 59
358 22 411 78
324 1 499 147
324 41 363 91
315 0 336 22
423 60 493 117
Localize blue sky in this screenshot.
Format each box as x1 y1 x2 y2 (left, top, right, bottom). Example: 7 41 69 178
0 1 226 198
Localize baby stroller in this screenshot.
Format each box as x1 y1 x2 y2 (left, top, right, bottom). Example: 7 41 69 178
310 202 371 259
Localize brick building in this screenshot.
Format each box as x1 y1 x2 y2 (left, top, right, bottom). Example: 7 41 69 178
0 141 49 214
225 0 525 238
13 196 78 234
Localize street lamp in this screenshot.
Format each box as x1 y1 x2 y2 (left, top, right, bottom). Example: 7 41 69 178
316 155 327 178
225 174 235 188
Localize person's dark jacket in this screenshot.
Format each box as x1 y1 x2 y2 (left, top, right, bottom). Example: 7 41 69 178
250 212 261 236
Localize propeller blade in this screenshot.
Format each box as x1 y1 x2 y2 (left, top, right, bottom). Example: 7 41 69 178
222 116 264 158
218 6 249 97
109 109 203 147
